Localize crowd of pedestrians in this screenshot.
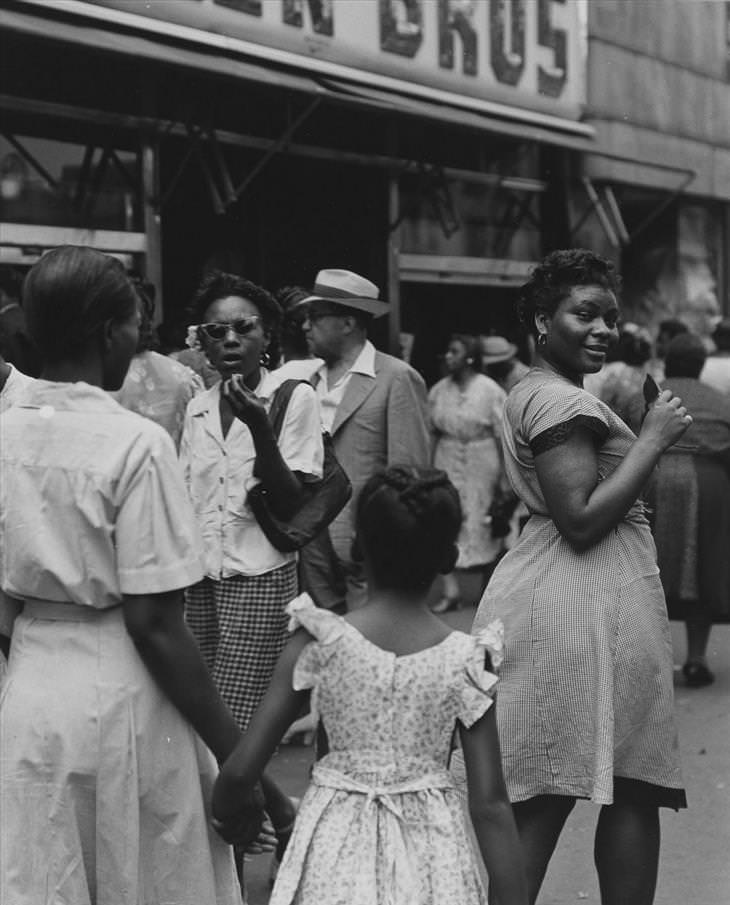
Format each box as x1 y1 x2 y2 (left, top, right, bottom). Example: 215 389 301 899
0 245 728 905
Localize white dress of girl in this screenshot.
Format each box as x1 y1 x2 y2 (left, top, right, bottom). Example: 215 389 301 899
271 594 503 905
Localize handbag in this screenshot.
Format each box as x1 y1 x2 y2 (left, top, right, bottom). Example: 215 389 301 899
247 379 352 552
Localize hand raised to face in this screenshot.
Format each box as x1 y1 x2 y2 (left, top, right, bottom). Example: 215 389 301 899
221 374 269 429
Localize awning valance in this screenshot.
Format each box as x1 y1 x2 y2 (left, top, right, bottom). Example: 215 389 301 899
1 3 594 153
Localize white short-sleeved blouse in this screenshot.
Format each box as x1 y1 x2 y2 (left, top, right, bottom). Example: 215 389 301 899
179 369 324 579
0 381 204 608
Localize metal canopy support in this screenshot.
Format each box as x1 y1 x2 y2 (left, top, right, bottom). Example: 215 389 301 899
155 97 322 214
574 150 697 247
571 168 696 248
232 96 321 200
0 132 58 190
570 177 621 248
157 125 236 215
0 93 549 196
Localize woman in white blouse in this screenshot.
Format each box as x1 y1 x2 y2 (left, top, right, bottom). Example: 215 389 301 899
180 270 324 872
0 246 256 904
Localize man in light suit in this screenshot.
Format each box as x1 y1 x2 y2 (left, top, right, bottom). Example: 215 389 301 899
297 269 431 611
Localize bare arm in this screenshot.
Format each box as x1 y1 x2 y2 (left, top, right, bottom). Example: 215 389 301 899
213 630 312 822
222 376 304 518
123 590 241 764
535 389 692 551
459 706 528 905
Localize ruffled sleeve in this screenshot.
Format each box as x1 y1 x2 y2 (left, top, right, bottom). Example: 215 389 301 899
458 620 504 728
285 593 346 691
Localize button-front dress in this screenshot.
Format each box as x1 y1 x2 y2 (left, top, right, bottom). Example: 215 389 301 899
473 370 685 807
428 373 507 568
270 595 504 905
0 381 241 905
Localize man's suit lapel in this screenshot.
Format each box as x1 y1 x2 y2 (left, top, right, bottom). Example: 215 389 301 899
331 371 377 436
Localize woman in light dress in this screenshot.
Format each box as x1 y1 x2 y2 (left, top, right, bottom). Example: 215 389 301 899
428 334 507 611
212 466 528 905
474 249 691 905
0 246 261 904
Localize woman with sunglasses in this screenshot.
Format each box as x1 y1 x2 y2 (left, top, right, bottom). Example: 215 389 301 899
180 270 324 879
0 247 254 903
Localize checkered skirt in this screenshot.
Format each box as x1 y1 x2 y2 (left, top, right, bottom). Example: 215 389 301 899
185 562 298 730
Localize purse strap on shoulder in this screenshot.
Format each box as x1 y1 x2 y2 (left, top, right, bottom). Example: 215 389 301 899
267 378 309 439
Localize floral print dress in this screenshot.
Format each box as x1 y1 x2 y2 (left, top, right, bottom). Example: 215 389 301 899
271 595 503 905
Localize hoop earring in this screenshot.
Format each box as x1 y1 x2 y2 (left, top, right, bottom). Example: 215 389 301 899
259 350 271 367
537 333 548 347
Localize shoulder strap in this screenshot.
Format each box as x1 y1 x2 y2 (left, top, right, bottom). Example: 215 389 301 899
268 379 308 439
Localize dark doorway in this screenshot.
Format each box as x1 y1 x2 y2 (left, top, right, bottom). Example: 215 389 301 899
401 282 525 386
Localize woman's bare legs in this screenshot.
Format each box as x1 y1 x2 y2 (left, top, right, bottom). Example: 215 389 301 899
511 795 576 904
595 801 660 905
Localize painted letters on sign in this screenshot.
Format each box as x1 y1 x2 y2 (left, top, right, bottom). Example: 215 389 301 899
79 0 587 118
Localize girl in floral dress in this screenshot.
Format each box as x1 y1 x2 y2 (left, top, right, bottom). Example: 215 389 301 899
211 465 528 905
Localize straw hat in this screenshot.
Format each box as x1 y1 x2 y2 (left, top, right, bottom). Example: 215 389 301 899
480 335 518 364
299 269 389 318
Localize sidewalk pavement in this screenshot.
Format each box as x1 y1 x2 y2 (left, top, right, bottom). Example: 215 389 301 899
246 614 730 905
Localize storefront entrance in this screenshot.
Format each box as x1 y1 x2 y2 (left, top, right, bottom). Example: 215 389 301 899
400 281 525 387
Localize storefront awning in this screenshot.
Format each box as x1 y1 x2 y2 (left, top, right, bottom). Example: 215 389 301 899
0 5 324 98
1 3 595 153
318 79 595 153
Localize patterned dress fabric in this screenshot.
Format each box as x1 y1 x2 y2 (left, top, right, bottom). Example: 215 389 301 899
429 374 507 567
185 564 298 729
112 349 203 449
270 595 503 905
474 369 684 805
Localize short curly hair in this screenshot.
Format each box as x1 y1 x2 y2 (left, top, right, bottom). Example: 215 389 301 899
191 270 283 365
518 249 621 338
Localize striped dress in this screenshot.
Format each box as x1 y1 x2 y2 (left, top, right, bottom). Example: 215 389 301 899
474 369 685 806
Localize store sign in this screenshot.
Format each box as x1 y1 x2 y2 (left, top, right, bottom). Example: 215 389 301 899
77 0 586 119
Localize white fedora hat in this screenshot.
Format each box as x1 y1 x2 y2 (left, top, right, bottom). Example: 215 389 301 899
300 269 390 318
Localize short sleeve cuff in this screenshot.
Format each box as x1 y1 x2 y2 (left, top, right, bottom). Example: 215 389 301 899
118 555 204 596
530 414 610 456
458 620 503 728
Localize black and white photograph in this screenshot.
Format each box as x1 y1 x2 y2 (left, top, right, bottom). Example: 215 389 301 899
0 2 728 903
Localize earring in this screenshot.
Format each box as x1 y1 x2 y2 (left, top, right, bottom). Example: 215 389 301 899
260 350 271 367
537 333 548 347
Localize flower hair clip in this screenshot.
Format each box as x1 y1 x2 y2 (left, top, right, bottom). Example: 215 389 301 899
185 325 203 353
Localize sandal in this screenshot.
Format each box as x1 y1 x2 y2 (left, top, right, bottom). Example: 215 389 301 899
683 661 715 688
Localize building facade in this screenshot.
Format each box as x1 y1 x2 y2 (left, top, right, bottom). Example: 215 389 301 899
574 0 729 342
0 0 727 374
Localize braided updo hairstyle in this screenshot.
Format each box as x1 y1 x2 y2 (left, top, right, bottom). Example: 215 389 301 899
518 249 621 339
354 465 462 592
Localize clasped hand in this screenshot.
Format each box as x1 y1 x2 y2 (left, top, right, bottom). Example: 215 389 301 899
210 782 276 852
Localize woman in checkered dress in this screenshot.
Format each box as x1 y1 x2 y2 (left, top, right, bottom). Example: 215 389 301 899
473 250 691 905
180 271 324 863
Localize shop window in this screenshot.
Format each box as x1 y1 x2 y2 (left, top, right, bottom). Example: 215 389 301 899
0 135 140 232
